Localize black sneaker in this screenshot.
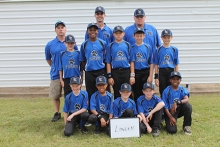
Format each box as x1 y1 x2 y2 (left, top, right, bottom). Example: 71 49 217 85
183 126 192 135
78 126 88 134
152 129 160 137
51 112 61 122
85 122 92 127
94 126 101 134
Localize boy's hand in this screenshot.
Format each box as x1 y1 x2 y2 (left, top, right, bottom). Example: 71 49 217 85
60 80 64 88
169 116 176 126
130 77 135 85
155 79 159 87
67 114 74 121
147 76 152 83
171 103 177 114
108 78 114 86
100 118 107 127
146 113 153 121
146 125 152 133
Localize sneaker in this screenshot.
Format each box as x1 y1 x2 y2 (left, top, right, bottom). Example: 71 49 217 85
183 126 192 135
94 126 101 134
152 129 160 137
85 122 92 127
78 126 88 134
51 112 61 122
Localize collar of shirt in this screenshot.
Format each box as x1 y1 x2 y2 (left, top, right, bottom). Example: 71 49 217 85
55 36 65 43
133 23 148 30
98 23 107 31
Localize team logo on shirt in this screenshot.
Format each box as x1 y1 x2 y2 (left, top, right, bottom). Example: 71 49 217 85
164 54 170 61
104 32 110 38
136 52 146 62
100 104 105 111
117 51 123 57
146 31 152 36
136 52 142 58
91 50 98 56
90 50 101 61
66 58 78 69
148 107 153 112
74 103 81 110
115 51 126 61
69 58 75 64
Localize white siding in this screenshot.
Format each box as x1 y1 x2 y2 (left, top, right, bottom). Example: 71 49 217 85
0 0 220 87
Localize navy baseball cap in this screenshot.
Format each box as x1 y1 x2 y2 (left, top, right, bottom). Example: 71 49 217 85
143 82 154 90
95 6 105 13
70 77 81 85
96 76 107 85
161 29 173 37
55 20 65 28
113 25 124 33
120 83 132 92
170 71 182 79
87 22 98 30
134 8 145 17
65 34 75 43
134 27 145 34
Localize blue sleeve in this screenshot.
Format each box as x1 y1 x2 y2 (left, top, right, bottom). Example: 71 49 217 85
182 87 190 99
162 89 169 109
63 94 69 113
174 48 179 65
85 32 89 40
90 93 96 111
148 45 154 64
110 30 114 42
109 95 114 114
58 53 62 71
45 42 51 60
137 98 144 113
155 30 162 47
130 46 135 62
153 49 159 65
79 43 86 62
103 41 107 60
113 100 119 117
105 44 111 63
156 96 163 103
133 103 138 116
123 27 128 41
82 91 88 110
74 45 78 50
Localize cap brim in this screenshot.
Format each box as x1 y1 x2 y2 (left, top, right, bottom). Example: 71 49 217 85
134 30 145 34
113 30 124 33
120 89 132 92
55 23 65 28
143 87 153 90
87 25 98 29
170 75 182 79
96 82 106 85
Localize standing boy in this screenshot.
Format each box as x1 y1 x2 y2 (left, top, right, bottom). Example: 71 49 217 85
106 26 131 99
58 34 82 98
88 76 114 134
162 71 192 135
130 28 154 101
137 82 164 137
154 29 179 97
63 77 90 136
45 21 78 122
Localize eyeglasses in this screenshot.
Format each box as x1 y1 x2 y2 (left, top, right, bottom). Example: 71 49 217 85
135 15 144 19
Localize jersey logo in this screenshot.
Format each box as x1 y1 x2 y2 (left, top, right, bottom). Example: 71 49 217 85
91 50 98 56
100 104 105 111
136 52 143 58
69 58 75 65
104 32 110 38
117 51 123 57
164 54 170 61
146 30 152 36
74 103 81 110
148 107 153 112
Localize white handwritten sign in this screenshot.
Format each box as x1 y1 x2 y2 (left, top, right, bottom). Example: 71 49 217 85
110 118 140 138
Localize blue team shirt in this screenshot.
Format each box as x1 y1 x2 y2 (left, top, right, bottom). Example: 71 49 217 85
124 23 161 52
45 37 78 80
153 45 179 68
130 43 153 70
85 24 114 46
162 86 189 110
58 50 81 79
90 91 114 114
113 97 137 117
105 41 131 68
137 95 163 116
79 39 106 71
63 90 88 113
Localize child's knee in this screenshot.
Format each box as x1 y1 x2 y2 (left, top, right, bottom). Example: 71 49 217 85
123 109 134 117
88 114 97 124
140 123 147 134
81 112 90 121
167 127 177 134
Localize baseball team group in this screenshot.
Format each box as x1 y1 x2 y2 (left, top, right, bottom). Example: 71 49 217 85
44 6 192 137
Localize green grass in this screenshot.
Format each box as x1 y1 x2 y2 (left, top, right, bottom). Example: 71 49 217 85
0 94 220 147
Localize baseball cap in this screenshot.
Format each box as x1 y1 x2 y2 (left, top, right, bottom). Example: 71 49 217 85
55 20 65 28
96 76 107 85
87 22 98 30
65 34 75 43
113 25 124 33
120 83 132 92
143 82 154 90
161 29 173 37
170 71 182 79
95 6 105 13
70 77 81 85
134 8 145 17
134 27 145 34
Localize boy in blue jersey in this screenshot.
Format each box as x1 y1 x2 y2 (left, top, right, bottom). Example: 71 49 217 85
106 26 131 99
154 29 179 97
58 34 83 98
162 71 192 135
79 22 107 109
45 20 78 122
130 28 154 101
63 77 90 136
124 8 161 52
113 83 141 120
88 76 113 135
137 82 165 137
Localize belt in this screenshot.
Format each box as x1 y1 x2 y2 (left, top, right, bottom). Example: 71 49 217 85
112 68 130 71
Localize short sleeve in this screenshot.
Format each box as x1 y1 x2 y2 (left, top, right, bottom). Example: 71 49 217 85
153 49 159 65
79 43 86 62
82 91 88 110
105 44 111 63
162 89 169 109
63 94 69 113
113 100 119 117
137 98 144 114
45 42 51 60
90 93 97 111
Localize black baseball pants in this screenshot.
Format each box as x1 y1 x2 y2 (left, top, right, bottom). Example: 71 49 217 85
159 68 174 97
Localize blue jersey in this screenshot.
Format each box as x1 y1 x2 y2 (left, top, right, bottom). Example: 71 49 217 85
45 37 78 80
63 90 88 113
58 50 81 78
153 45 179 68
105 41 131 68
90 91 114 114
137 95 163 116
113 97 137 117
79 39 106 71
85 24 114 46
124 23 161 52
130 43 153 70
162 86 189 110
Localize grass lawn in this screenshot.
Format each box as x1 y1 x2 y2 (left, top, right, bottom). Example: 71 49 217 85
0 94 220 147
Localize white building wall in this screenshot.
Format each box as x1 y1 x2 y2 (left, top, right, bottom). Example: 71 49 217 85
0 0 220 87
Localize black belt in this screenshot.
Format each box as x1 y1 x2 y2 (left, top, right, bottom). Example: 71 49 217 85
112 68 129 71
